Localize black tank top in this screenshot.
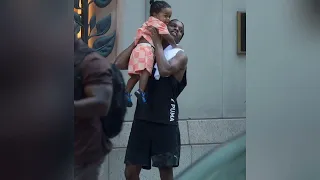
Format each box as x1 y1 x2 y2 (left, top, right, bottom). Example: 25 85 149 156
134 69 187 125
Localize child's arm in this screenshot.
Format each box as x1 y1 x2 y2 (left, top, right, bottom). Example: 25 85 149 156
161 34 177 48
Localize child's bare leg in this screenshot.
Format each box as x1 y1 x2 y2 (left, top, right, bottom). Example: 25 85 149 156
134 69 150 104
138 69 150 92
125 75 139 107
126 75 139 93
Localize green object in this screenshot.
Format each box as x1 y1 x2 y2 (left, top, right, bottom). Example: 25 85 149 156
89 14 112 38
93 0 112 8
74 0 116 57
175 133 246 180
89 15 97 34
92 31 116 57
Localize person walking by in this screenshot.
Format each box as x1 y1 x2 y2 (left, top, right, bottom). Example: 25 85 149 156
74 27 114 180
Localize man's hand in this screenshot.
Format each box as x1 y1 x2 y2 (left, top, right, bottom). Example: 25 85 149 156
145 26 162 45
74 84 113 118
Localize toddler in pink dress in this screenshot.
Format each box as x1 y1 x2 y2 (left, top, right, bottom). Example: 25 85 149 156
125 0 177 107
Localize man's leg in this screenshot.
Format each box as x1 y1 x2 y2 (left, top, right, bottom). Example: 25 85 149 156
74 160 103 180
125 164 142 180
159 167 174 180
124 120 152 180
151 124 181 180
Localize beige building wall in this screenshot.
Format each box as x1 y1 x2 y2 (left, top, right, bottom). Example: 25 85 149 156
98 0 246 179
246 0 320 179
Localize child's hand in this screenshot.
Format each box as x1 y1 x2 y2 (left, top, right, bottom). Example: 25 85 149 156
145 26 162 45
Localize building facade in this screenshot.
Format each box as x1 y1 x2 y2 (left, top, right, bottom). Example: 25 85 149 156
94 0 246 179
246 0 320 179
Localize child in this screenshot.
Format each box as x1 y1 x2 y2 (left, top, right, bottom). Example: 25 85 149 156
125 0 177 107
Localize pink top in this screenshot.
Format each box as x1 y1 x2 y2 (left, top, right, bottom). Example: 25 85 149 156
134 16 170 46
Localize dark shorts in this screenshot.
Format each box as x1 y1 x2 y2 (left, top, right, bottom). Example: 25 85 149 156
124 119 181 170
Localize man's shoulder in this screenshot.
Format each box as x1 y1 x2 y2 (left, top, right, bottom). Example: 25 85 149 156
83 51 105 63
80 51 113 85
175 50 188 62
81 52 111 70
174 50 188 72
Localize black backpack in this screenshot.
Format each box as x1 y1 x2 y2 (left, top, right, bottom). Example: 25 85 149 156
74 42 127 139
102 63 127 138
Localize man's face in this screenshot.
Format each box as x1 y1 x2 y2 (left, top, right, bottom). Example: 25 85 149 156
168 20 184 43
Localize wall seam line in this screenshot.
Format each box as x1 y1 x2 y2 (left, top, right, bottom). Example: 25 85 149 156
221 0 225 118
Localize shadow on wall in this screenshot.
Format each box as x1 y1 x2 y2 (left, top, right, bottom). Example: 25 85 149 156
316 0 320 14
313 0 320 13
289 0 320 33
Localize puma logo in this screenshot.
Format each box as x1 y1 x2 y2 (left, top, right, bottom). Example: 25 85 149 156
170 99 175 122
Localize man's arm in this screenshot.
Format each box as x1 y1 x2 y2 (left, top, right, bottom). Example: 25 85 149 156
153 42 188 77
74 53 113 118
74 85 113 118
114 42 135 70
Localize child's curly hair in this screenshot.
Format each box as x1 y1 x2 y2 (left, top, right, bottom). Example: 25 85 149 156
149 0 171 16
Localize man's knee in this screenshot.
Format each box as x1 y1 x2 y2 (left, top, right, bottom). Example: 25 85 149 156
124 165 141 180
